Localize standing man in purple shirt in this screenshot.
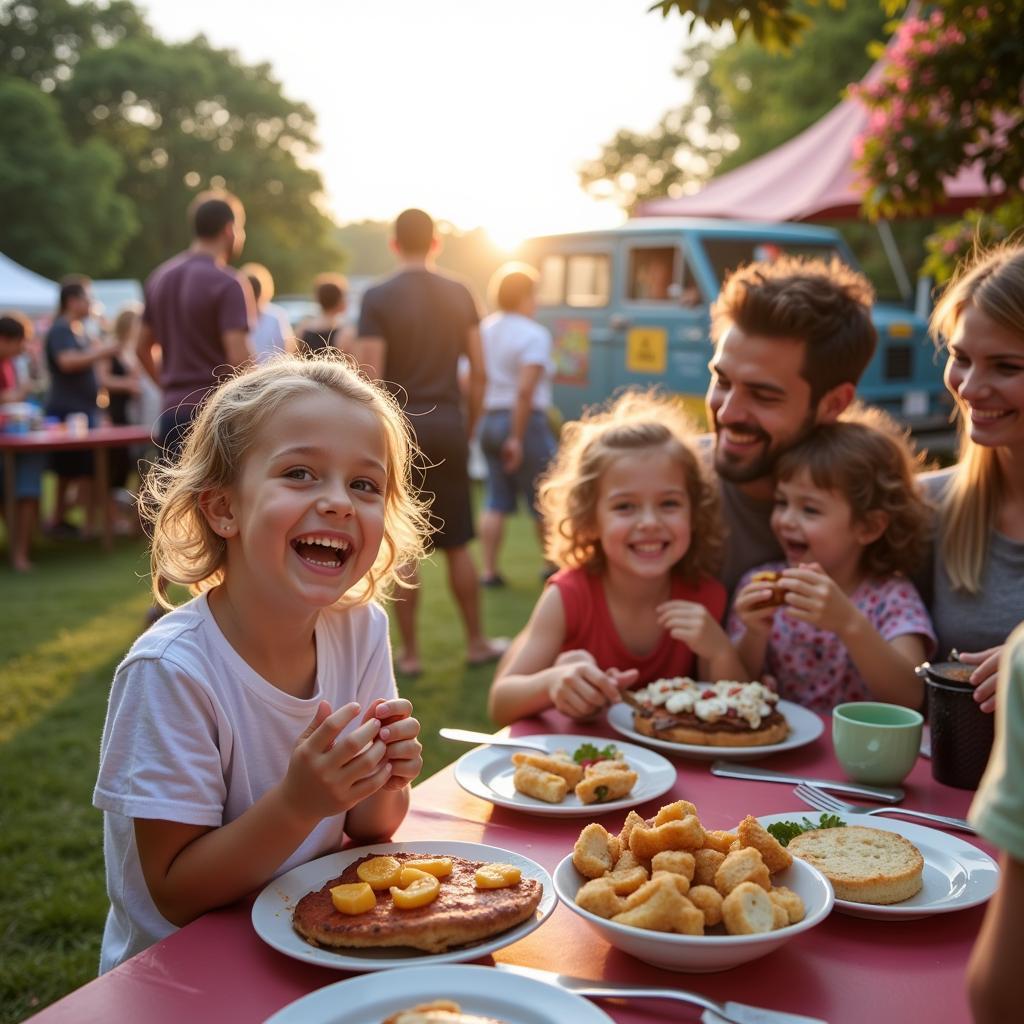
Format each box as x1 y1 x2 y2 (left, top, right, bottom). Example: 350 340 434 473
138 191 254 456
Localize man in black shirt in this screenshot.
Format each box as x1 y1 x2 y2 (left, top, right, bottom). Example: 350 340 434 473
357 209 505 675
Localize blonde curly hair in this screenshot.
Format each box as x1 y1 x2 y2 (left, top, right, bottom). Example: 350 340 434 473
537 389 723 583
773 404 930 579
141 352 431 609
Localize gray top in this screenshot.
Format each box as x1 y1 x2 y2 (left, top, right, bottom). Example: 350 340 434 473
924 467 1024 657
718 477 784 601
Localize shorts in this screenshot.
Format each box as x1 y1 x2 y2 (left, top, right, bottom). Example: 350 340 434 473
0 451 46 500
479 409 556 517
406 404 473 550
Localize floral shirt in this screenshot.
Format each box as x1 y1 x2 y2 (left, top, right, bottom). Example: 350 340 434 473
727 562 937 712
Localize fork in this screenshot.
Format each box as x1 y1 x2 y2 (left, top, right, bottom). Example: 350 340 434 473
794 783 976 834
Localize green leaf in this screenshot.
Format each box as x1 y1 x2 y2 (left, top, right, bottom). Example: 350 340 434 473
573 742 620 764
767 813 846 847
594 785 609 802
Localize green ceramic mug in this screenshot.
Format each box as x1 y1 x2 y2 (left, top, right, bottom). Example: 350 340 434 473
832 702 924 785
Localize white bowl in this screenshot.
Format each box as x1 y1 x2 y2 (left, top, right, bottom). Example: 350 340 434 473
552 854 834 973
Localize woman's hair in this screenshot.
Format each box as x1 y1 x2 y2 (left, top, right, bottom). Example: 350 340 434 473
537 389 722 582
774 405 930 579
113 304 141 344
489 262 538 312
141 352 431 609
929 242 1024 593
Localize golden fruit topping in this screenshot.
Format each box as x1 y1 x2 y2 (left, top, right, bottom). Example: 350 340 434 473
475 863 522 889
329 882 376 915
390 872 441 909
404 857 454 878
356 855 403 890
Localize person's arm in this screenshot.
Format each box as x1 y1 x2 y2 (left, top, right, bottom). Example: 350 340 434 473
354 336 386 379
136 322 161 385
97 357 141 396
656 600 747 681
221 328 253 368
968 853 1024 1023
53 339 118 374
782 565 925 707
502 363 544 472
134 702 391 926
487 586 636 724
463 325 486 439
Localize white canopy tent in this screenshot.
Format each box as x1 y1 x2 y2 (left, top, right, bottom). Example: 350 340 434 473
0 253 58 316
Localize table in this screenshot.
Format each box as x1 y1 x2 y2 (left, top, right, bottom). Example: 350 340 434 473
29 709 988 1024
0 425 154 564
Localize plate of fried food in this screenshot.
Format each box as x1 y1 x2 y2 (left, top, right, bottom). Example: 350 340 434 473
452 735 676 818
552 799 834 972
608 678 823 760
265 964 615 1024
757 812 999 921
252 841 556 971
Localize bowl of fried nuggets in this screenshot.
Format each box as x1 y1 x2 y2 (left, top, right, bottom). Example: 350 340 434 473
552 800 834 973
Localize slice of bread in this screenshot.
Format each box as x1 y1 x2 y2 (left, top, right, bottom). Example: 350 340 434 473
787 825 924 905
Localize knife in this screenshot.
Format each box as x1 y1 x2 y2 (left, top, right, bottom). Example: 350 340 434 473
438 727 549 752
493 963 826 1024
711 760 904 803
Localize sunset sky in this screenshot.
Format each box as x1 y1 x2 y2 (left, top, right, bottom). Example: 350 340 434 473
141 0 700 247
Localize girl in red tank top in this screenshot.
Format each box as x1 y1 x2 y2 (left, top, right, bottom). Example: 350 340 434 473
488 390 746 725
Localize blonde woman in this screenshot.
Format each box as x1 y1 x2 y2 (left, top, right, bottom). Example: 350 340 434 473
92 353 431 972
926 244 1024 712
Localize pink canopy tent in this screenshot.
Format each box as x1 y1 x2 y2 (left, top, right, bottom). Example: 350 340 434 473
637 61 998 222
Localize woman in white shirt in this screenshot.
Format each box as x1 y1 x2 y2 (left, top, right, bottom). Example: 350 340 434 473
478 263 557 585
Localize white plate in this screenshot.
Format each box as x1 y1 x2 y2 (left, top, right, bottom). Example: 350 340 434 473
252 841 556 971
757 812 999 920
553 853 833 973
607 699 824 760
453 734 676 817
265 964 614 1023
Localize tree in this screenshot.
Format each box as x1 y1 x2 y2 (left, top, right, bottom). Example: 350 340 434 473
0 75 135 278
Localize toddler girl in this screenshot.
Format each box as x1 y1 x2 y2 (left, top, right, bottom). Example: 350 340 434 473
93 353 431 972
730 408 936 711
488 390 744 725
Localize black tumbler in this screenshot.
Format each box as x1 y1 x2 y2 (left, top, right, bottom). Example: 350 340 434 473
919 661 996 790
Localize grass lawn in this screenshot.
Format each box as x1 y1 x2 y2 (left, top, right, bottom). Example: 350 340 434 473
0 506 546 1023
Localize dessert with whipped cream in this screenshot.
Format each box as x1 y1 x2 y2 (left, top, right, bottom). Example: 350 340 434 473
629 678 789 747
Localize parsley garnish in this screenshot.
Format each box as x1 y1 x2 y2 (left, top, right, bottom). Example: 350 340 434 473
766 813 846 847
573 742 619 765
594 784 609 802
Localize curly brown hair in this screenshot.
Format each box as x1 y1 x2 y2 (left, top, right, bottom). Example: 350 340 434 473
537 389 723 583
711 255 877 405
773 405 930 579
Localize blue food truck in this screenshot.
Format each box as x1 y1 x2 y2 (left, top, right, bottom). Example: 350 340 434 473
518 218 950 430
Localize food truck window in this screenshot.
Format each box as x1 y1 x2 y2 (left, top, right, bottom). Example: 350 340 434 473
566 254 610 308
627 246 703 306
537 255 565 306
702 238 844 287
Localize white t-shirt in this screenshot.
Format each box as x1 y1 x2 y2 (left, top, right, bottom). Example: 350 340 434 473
480 312 553 412
251 302 291 362
92 592 396 973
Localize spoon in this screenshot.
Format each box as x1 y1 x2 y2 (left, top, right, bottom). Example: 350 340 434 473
438 727 550 752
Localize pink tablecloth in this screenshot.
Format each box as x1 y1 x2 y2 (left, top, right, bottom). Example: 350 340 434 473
29 708 988 1024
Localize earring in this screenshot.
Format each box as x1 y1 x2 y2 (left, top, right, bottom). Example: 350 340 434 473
221 521 234 536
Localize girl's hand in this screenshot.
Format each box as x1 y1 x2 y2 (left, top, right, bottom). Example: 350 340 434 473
956 646 1003 714
732 581 780 636
776 564 857 635
656 600 729 658
283 701 392 821
364 698 424 790
549 655 639 719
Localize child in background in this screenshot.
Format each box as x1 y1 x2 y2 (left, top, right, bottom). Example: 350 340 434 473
967 623 1024 1022
93 354 431 972
729 408 935 711
488 390 745 725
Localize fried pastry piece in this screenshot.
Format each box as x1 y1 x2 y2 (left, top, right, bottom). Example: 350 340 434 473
737 814 793 874
692 848 726 887
575 766 638 805
714 847 771 895
722 880 775 935
651 868 690 896
771 902 790 930
701 830 739 855
617 810 647 850
606 866 649 895
686 884 724 927
769 885 806 924
612 848 643 875
575 877 625 919
653 800 699 825
630 816 704 859
511 751 584 787
573 823 621 878
612 874 703 934
650 849 696 882
513 764 568 804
